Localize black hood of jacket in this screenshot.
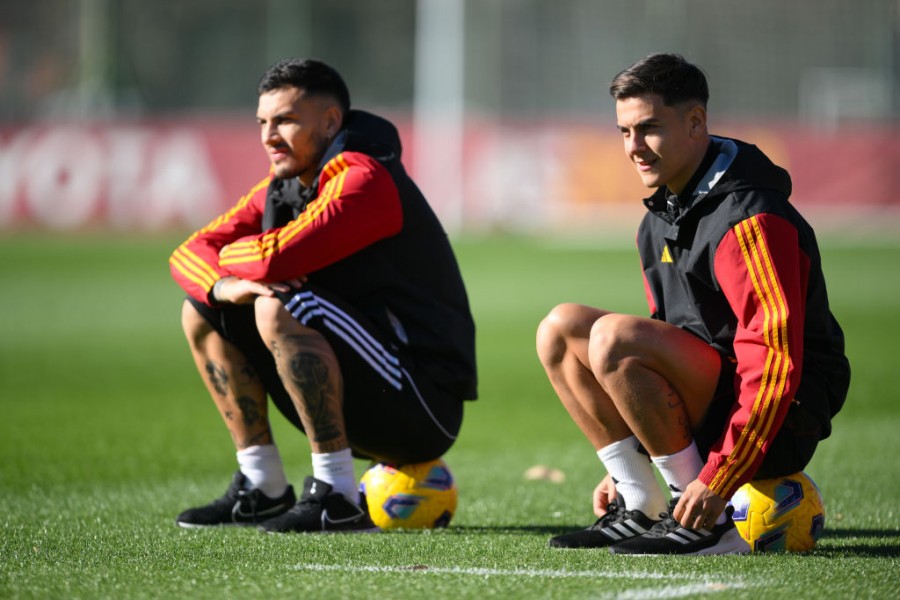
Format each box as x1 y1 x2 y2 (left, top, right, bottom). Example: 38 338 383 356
704 136 792 202
321 109 402 166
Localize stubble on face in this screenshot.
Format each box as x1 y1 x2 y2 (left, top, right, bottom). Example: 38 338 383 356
615 94 705 194
272 128 331 182
257 88 336 185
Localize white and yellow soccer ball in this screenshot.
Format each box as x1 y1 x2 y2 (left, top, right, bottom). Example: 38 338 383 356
360 458 458 529
729 471 826 552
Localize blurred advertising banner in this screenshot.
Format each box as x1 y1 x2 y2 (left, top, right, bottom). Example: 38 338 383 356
1 118 898 233
0 119 265 231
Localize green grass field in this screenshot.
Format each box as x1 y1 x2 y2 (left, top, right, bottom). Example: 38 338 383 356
1 233 898 599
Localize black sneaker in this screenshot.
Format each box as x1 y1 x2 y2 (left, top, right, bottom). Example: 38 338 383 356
175 471 296 528
258 476 379 534
549 500 658 548
609 499 750 555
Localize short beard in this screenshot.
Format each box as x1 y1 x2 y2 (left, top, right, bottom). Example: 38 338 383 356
273 163 302 180
274 131 331 182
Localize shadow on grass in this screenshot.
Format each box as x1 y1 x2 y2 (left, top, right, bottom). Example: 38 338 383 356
813 528 900 558
446 524 591 536
435 526 900 557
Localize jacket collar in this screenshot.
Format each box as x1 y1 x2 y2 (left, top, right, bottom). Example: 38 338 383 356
643 137 739 241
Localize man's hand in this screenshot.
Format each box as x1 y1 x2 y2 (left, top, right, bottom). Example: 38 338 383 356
593 473 618 518
212 276 305 305
673 479 727 530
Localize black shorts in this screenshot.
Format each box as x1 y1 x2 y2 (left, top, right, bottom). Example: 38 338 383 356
694 354 822 480
187 284 463 464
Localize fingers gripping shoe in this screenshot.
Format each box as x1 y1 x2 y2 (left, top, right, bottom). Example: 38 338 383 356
549 500 658 548
175 471 296 528
609 499 750 555
258 476 379 534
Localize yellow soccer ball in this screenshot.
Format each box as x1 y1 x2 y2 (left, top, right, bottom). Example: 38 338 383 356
360 458 458 529
730 471 826 552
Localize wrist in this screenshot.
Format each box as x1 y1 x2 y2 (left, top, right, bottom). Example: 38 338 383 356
211 277 231 303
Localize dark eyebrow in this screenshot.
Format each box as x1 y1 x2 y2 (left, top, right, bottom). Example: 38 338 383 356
634 118 660 128
617 118 659 132
257 110 299 123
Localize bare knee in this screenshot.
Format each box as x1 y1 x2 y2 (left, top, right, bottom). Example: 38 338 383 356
181 299 214 349
536 303 574 366
587 313 644 376
537 303 604 367
253 295 327 348
253 295 289 340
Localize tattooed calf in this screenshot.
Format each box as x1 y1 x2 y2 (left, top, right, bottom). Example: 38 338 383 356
663 382 692 442
288 351 342 445
205 360 229 396
236 395 263 428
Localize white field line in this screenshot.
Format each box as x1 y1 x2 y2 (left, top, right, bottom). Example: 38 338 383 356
615 583 741 599
291 563 748 596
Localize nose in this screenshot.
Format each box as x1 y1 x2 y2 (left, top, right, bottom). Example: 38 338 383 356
261 122 280 145
625 131 646 156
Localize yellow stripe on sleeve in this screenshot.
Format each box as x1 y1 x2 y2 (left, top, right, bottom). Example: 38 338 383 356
170 247 217 291
218 154 351 267
709 216 791 494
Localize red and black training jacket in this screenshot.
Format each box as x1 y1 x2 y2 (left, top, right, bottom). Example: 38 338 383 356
170 110 477 401
637 136 850 500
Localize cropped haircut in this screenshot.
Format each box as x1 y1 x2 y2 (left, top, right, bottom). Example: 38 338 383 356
609 53 709 108
258 58 351 114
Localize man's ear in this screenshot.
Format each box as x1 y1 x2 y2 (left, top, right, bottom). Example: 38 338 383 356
325 104 343 138
688 104 707 137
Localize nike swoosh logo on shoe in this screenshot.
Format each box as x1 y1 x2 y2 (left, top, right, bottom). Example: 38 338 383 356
321 508 361 525
232 502 291 520
320 508 375 531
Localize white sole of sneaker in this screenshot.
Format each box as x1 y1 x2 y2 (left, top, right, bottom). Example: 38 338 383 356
687 528 751 556
175 521 253 529
609 527 751 556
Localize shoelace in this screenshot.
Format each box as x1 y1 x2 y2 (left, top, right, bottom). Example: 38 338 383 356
642 498 682 534
652 502 734 533
590 500 623 529
655 512 680 532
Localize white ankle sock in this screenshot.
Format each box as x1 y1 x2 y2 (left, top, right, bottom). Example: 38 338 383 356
597 436 667 517
651 441 726 524
650 440 704 499
311 448 359 504
236 444 289 499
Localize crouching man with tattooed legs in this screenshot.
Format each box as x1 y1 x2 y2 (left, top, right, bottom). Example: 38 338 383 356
170 59 477 533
